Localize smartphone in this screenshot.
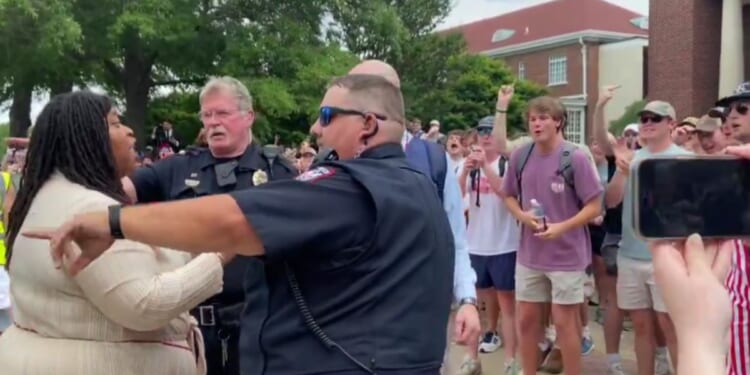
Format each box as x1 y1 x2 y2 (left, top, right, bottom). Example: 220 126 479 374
634 155 750 239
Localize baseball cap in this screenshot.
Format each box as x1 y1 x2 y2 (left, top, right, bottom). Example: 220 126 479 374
623 123 639 135
429 119 440 126
708 106 727 120
477 116 494 129
638 100 677 119
696 115 721 133
716 82 750 106
678 116 699 128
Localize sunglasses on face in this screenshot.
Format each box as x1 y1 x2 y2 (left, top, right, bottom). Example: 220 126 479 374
318 106 387 127
730 103 750 116
476 127 492 136
640 114 664 124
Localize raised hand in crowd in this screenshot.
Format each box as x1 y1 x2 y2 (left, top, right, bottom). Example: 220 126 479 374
597 84 620 106
613 137 634 175
649 235 733 375
496 84 514 109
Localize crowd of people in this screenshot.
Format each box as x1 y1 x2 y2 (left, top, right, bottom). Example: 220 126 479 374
0 57 742 375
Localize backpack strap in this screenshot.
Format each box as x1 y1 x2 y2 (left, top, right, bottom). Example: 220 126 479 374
515 143 535 207
558 141 582 208
497 155 508 177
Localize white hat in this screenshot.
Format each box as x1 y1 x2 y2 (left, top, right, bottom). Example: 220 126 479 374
623 123 639 135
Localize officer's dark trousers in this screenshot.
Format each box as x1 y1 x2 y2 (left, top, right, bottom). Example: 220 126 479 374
201 324 240 375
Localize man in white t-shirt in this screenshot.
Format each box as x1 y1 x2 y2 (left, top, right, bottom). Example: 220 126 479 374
458 117 521 375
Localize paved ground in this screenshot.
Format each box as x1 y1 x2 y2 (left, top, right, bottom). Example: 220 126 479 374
445 306 638 374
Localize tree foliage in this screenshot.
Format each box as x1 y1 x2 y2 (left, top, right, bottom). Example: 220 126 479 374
0 0 547 148
610 100 646 135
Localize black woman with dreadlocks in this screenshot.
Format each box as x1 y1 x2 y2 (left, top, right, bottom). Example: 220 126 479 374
0 91 230 375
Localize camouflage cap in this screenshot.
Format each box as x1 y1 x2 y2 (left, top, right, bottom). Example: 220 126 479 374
695 115 721 133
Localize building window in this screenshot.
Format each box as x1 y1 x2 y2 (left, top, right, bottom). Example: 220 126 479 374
548 56 567 86
518 62 526 80
564 107 585 144
491 29 516 43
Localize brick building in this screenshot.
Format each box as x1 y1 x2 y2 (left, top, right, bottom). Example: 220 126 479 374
648 0 746 119
444 0 648 143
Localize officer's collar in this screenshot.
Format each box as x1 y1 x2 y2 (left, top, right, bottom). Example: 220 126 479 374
357 142 405 159
198 142 268 170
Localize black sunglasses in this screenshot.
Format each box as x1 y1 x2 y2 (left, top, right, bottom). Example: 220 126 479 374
639 114 664 124
730 103 749 116
318 106 387 127
476 127 492 136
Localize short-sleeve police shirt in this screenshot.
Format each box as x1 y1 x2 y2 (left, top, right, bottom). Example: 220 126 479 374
230 165 374 263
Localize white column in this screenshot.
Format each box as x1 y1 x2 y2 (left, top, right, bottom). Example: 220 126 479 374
719 0 745 97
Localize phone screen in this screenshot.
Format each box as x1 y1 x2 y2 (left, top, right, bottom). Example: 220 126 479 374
635 157 750 239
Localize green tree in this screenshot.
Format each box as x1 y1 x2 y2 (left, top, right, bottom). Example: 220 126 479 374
610 100 646 135
409 54 546 135
0 0 82 136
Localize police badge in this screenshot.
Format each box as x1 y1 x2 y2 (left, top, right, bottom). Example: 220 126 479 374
252 170 268 185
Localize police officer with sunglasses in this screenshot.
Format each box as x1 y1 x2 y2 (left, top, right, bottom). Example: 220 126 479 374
43 73 454 375
122 76 296 375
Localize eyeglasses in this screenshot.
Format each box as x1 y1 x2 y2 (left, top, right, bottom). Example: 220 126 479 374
198 110 240 121
639 114 664 124
318 106 387 127
729 103 749 116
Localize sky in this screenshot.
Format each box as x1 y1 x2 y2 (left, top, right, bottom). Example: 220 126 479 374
0 0 650 124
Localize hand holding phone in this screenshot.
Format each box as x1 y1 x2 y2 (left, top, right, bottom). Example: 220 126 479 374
635 155 750 239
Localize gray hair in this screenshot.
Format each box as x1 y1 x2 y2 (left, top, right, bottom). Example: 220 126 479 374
199 76 253 111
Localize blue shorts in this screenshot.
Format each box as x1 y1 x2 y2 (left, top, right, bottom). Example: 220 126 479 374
470 252 517 291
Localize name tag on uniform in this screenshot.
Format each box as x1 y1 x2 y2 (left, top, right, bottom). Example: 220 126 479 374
297 166 335 183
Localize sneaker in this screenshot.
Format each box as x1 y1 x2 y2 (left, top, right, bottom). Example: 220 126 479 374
478 331 501 353
607 362 626 375
536 341 552 370
655 352 672 375
540 347 563 374
456 357 481 375
504 359 519 375
581 336 595 356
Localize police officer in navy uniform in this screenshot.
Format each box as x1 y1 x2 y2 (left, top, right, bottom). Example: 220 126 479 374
42 73 454 375
122 76 296 375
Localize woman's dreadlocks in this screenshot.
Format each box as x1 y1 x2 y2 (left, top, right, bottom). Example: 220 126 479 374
5 91 129 267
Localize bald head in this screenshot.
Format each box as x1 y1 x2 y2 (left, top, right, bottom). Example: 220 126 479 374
348 60 401 88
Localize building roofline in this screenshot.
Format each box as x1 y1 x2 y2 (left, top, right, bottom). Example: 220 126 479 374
480 30 648 57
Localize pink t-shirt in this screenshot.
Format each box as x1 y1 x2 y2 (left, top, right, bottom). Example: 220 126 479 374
501 142 603 271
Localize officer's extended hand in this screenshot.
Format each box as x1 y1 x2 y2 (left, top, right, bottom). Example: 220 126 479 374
453 303 480 346
535 222 567 240
24 211 114 275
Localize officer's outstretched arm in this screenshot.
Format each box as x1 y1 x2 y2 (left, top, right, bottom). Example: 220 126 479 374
119 194 263 256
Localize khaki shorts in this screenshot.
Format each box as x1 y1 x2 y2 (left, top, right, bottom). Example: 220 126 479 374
616 255 667 312
515 263 586 305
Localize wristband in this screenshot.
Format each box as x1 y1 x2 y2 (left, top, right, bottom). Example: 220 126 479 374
108 205 125 239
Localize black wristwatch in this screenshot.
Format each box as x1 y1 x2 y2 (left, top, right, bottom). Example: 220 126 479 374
108 205 125 239
459 297 478 308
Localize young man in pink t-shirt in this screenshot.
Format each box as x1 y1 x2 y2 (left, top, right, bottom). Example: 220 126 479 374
501 96 603 375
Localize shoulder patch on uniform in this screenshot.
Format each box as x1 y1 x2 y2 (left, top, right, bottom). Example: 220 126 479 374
296 166 335 183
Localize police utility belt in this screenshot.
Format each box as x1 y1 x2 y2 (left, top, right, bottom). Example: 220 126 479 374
195 302 243 329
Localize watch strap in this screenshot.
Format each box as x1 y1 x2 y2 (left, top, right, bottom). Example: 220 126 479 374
108 205 125 239
459 297 478 307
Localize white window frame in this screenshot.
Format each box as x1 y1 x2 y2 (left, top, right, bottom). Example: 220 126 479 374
564 107 585 144
518 62 526 80
548 56 568 86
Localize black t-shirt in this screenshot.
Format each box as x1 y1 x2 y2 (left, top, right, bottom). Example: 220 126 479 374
603 155 623 235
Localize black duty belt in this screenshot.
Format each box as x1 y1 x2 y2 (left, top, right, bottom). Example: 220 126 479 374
194 302 243 328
